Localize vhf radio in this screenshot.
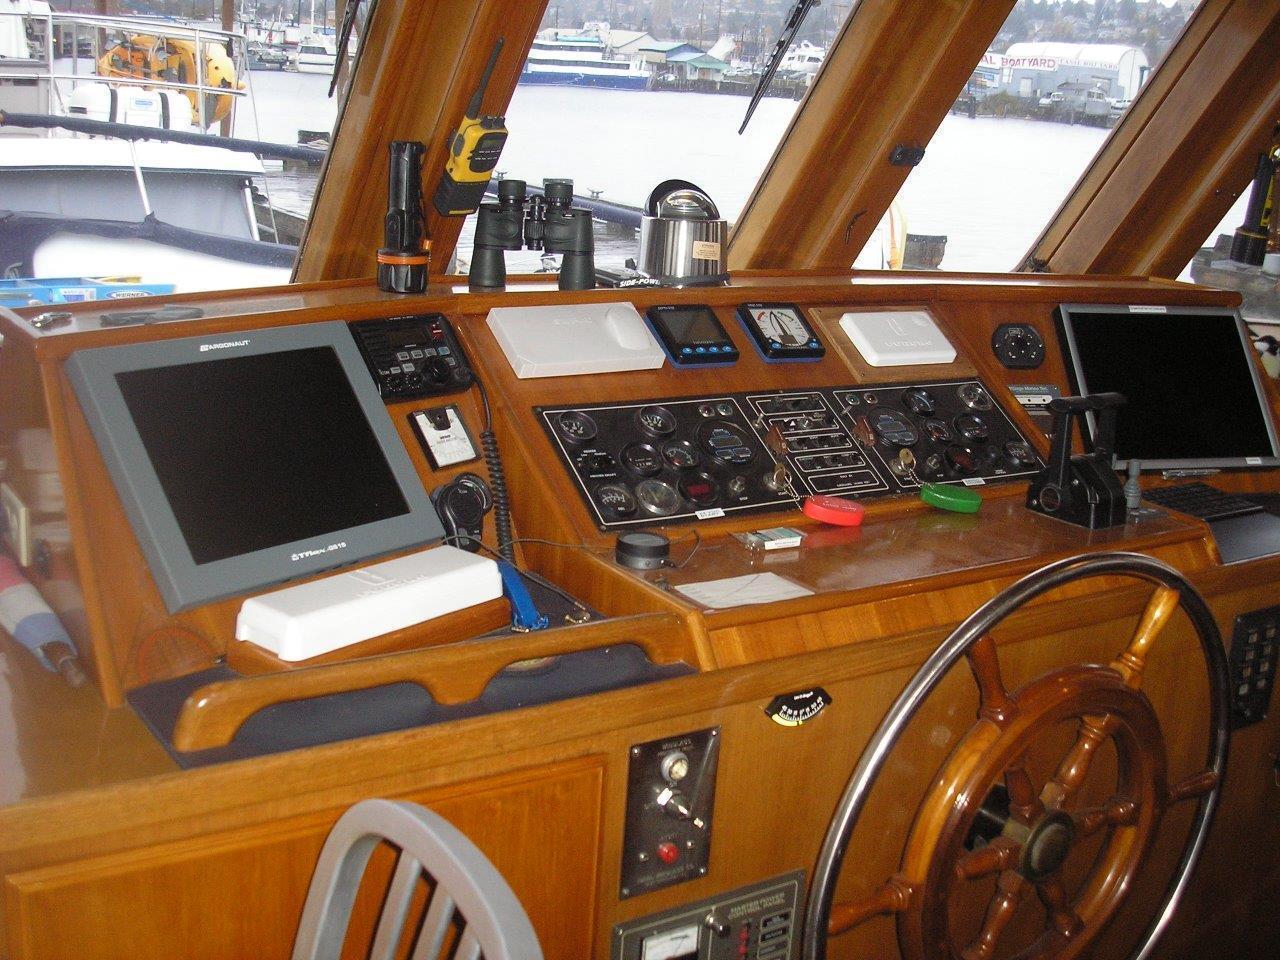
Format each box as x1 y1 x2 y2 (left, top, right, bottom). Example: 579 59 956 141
434 38 508 216
349 313 474 400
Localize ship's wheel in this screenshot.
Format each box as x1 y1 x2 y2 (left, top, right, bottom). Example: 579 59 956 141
804 552 1230 960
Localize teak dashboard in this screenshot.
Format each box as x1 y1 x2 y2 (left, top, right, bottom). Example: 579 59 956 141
0 271 1277 960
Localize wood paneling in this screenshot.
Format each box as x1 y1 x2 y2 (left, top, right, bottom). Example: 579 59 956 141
5 760 602 960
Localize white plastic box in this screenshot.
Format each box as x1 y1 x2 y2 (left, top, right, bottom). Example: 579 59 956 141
236 546 503 661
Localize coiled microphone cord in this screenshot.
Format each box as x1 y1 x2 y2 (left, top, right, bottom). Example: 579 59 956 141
474 375 515 562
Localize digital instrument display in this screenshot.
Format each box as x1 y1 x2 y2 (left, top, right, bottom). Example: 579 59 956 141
1057 304 1280 469
67 321 442 612
735 301 825 361
645 305 739 366
117 347 409 565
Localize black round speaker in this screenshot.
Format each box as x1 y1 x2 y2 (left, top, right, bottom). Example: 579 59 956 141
614 531 671 570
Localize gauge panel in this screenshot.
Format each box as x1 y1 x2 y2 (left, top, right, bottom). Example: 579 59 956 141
538 379 1043 530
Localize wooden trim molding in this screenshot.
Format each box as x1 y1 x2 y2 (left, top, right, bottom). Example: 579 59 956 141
1027 0 1280 277
728 0 1016 272
294 0 548 283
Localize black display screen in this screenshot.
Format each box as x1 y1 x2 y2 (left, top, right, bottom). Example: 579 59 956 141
116 346 410 565
652 306 726 344
1062 307 1278 464
647 305 738 365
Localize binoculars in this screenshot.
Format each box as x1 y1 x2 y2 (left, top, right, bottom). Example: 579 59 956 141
469 178 595 291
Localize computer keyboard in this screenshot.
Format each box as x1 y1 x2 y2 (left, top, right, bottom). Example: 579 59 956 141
1143 482 1265 522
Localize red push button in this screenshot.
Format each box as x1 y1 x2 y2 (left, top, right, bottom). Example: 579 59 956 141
656 841 680 864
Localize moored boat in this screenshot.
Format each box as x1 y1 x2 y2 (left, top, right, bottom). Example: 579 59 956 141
519 31 648 90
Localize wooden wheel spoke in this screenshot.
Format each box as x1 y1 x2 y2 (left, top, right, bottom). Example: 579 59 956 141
1005 754 1044 823
961 869 1026 960
1035 875 1085 940
827 875 914 936
1041 714 1112 809
1072 796 1139 839
966 634 1017 726
956 837 1023 880
1168 770 1218 804
1111 584 1181 690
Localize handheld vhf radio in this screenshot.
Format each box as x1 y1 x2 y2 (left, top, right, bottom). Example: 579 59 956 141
433 38 508 216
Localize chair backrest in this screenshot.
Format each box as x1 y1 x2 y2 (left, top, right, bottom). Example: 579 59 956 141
292 799 543 960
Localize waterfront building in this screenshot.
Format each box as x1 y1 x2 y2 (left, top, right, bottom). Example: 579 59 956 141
1001 41 1150 103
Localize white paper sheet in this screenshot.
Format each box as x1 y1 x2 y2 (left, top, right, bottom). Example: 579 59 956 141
674 572 814 609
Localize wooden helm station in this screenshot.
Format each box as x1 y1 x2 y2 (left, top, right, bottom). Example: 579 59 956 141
1 270 1278 960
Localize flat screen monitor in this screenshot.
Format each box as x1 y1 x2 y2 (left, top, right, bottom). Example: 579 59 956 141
1056 303 1280 471
67 321 443 612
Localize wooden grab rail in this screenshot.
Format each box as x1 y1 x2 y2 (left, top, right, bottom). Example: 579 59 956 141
172 614 693 752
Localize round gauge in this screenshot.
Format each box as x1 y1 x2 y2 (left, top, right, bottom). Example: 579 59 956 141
620 442 662 477
1005 440 1036 465
595 484 637 517
954 414 990 442
869 409 919 447
902 388 937 416
663 440 700 470
957 383 993 410
678 472 719 506
556 410 597 443
924 418 953 443
697 421 755 466
635 478 682 517
992 323 1046 369
944 444 979 475
637 404 677 438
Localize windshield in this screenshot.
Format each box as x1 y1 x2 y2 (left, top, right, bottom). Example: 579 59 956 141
453 3 858 276
0 7 357 306
853 0 1203 272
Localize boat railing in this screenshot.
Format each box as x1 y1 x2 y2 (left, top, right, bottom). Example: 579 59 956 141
0 11 249 130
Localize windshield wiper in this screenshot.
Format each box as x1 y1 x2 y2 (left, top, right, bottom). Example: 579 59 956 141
329 0 364 97
739 0 821 134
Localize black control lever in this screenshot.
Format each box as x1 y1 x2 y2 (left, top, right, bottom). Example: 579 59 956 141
1027 392 1127 529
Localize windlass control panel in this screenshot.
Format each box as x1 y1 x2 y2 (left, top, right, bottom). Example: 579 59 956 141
539 380 1042 529
621 728 720 898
